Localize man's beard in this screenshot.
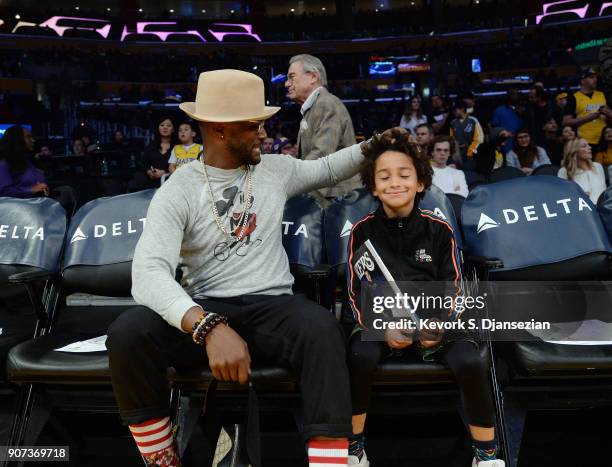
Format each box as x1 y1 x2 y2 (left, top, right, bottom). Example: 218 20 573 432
227 139 261 166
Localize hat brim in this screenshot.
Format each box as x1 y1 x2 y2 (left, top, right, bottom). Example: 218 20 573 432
179 102 281 122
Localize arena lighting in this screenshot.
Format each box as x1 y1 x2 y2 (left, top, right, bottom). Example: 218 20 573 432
207 23 261 42
138 9 143 12
14 14 20 19
75 6 79 10
169 9 174 13
121 22 206 41
9 16 262 42
535 1 612 24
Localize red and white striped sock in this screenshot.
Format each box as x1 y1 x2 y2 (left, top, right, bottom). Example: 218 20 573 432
308 439 349 467
129 417 180 466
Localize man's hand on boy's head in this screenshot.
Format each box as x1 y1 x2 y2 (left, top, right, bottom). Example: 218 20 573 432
380 127 409 144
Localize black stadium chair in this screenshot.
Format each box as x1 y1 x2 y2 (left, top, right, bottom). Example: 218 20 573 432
531 164 561 177
462 176 612 467
282 194 332 309
463 169 487 191
489 166 526 183
446 193 466 226
5 191 156 456
0 198 66 445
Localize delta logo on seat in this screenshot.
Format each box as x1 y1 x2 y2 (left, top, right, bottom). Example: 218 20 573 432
70 218 147 244
476 197 592 234
0 224 45 240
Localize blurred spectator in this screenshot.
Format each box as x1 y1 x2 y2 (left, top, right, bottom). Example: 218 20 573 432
563 68 610 147
506 128 551 174
81 134 98 154
71 139 86 156
491 89 523 152
34 142 54 161
553 92 568 127
541 118 564 165
261 136 275 154
561 125 577 145
475 127 513 175
168 121 201 173
558 138 605 203
106 130 131 152
595 126 612 173
450 100 483 163
415 124 434 154
279 139 297 157
527 85 553 146
0 125 49 198
399 96 429 137
428 94 451 135
129 116 175 191
430 135 468 197
462 91 487 130
285 54 360 206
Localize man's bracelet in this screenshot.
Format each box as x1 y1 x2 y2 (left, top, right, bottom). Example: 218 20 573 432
191 312 228 346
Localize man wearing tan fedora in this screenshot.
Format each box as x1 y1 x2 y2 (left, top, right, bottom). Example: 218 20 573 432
106 69 373 467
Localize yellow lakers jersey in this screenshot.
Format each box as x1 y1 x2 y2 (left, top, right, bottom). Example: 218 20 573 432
574 90 606 144
173 144 202 169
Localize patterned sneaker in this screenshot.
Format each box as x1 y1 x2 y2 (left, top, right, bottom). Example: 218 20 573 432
472 459 506 467
348 450 370 466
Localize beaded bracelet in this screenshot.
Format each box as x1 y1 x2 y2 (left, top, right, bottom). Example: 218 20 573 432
192 312 228 346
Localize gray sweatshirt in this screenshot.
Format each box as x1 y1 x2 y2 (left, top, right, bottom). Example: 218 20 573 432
131 144 364 330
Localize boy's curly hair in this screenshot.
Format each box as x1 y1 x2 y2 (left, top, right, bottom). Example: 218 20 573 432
359 129 433 202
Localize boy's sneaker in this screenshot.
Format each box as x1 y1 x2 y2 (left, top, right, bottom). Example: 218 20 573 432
472 459 506 467
348 450 370 467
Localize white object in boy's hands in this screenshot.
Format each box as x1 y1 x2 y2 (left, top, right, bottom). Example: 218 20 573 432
348 450 370 467
472 458 506 467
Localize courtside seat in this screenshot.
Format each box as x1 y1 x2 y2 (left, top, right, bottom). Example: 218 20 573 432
282 194 331 307
462 176 612 467
0 197 67 383
372 346 490 385
506 342 612 378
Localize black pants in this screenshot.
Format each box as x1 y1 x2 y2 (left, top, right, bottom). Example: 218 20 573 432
348 335 496 427
106 294 352 440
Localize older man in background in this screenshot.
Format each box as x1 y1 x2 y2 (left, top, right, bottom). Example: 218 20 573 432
286 54 361 206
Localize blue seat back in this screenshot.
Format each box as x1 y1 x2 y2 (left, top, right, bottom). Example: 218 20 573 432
0 197 66 275
420 185 464 249
62 190 155 295
282 194 324 269
462 177 612 273
324 189 378 269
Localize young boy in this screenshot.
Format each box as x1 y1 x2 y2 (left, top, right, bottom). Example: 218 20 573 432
168 121 202 173
347 130 504 467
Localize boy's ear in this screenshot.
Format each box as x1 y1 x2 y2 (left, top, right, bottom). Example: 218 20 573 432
416 181 425 193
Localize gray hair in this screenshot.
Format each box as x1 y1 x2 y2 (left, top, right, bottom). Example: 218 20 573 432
289 54 327 87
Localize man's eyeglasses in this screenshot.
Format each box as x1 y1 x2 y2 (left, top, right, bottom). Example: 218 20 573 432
247 120 265 132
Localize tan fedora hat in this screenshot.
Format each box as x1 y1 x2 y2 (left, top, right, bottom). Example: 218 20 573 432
179 69 280 122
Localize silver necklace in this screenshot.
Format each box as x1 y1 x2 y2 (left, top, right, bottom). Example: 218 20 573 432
201 157 253 241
